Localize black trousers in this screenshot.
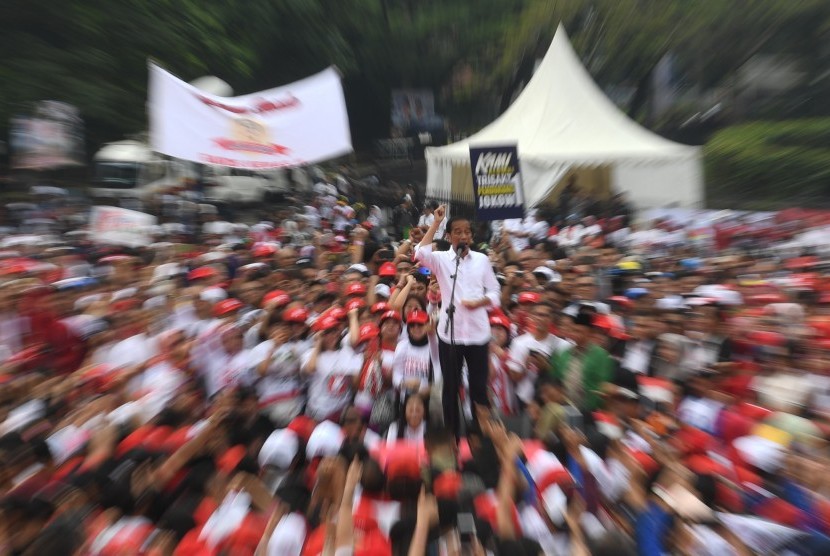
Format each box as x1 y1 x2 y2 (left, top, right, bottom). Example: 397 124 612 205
438 339 490 438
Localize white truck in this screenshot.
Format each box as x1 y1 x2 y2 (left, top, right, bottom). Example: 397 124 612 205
90 139 289 204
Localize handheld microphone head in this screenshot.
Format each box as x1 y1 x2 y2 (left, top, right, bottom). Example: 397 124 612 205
456 242 468 256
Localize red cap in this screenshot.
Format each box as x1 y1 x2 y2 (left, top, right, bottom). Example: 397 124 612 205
345 298 366 312
746 330 786 347
264 289 291 307
218 445 247 475
287 416 317 443
162 427 192 454
116 425 154 458
406 310 429 325
378 262 396 277
370 302 391 314
517 291 541 305
188 266 219 281
747 293 786 305
313 315 341 332
358 323 380 344
627 450 660 475
386 445 422 480
283 306 309 324
111 299 140 312
670 426 712 456
326 307 347 321
785 256 818 270
685 454 730 476
433 471 463 500
214 298 243 317
489 314 511 329
142 426 174 453
345 282 367 297
379 310 402 324
252 243 277 258
593 314 631 340
608 296 634 309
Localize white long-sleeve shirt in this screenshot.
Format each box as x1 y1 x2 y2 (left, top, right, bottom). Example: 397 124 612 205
414 243 500 345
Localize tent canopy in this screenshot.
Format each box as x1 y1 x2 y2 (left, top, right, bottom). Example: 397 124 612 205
426 24 703 210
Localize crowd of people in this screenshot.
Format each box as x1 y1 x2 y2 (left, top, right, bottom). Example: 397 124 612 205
2 179 830 555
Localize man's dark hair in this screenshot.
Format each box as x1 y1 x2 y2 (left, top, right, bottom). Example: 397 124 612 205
443 215 471 238
434 239 451 252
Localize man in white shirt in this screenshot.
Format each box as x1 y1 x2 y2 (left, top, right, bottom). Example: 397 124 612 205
415 205 501 436
503 218 530 251
619 312 660 376
509 302 571 407
417 201 436 228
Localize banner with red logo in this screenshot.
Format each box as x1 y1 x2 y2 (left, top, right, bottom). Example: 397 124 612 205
149 64 352 169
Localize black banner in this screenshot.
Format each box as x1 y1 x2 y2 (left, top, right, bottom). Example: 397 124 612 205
469 145 525 221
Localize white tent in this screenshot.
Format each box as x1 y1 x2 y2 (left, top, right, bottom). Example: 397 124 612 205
426 25 703 210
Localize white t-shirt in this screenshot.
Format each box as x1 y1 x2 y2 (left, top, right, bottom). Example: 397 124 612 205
677 396 724 434
130 360 186 399
509 333 570 403
203 349 253 399
558 225 584 248
621 340 654 374
392 340 432 394
418 213 435 228
503 218 530 251
386 421 425 443
302 346 362 420
250 340 304 405
107 333 158 370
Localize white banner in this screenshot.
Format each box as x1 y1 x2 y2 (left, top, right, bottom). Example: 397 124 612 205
89 206 157 247
149 64 352 169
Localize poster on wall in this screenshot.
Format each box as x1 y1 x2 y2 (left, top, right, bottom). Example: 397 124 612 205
149 63 352 170
469 145 526 221
9 101 85 170
390 89 442 135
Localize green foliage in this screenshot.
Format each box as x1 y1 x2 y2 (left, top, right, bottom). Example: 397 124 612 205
0 0 829 155
705 120 830 209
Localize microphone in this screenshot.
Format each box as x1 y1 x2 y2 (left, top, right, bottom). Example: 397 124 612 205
455 242 468 257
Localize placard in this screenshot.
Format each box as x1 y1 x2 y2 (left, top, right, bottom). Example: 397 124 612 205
469 145 525 220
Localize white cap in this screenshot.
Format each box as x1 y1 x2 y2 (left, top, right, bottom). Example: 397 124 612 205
346 263 369 276
143 295 168 310
259 429 299 470
532 266 556 282
199 287 228 304
75 293 104 311
306 421 344 459
375 284 391 299
1 399 46 435
111 287 138 302
199 251 227 263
